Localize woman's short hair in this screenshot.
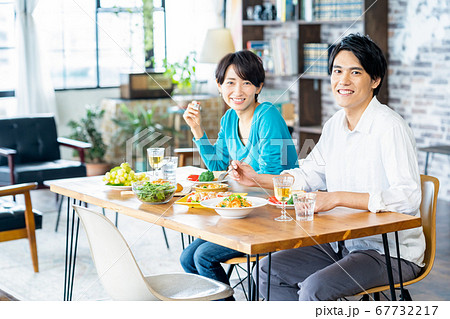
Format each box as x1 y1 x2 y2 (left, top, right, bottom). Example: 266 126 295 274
328 33 387 96
215 50 265 97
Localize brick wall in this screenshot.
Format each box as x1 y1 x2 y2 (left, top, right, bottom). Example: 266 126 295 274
320 0 450 201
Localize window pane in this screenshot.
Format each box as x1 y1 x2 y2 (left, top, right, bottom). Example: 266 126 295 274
0 48 16 91
100 0 143 9
152 10 165 69
0 3 15 47
98 11 145 86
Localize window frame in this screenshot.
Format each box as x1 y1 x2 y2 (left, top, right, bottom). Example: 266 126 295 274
0 0 166 96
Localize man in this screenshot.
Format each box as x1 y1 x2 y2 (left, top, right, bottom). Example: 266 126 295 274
229 34 425 300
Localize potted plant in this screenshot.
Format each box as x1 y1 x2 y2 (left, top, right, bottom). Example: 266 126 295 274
112 103 179 171
163 51 198 95
68 105 111 176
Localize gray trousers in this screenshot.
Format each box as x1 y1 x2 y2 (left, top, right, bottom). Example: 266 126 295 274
256 243 421 301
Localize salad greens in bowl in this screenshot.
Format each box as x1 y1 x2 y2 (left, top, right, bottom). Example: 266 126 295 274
132 180 176 204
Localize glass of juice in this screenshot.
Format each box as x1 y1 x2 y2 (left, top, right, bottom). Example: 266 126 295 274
147 148 165 178
272 175 294 221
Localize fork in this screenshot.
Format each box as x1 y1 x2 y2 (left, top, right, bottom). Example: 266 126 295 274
217 157 246 181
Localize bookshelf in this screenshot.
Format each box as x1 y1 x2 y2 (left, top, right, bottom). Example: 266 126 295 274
237 0 388 154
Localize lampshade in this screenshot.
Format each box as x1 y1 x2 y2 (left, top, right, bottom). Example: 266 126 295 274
199 28 236 64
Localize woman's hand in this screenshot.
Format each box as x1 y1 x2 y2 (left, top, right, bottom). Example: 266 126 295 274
229 160 259 187
183 101 203 139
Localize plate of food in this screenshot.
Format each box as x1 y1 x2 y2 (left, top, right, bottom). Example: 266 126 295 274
175 191 246 208
201 195 267 219
103 162 148 190
267 196 295 209
194 183 228 192
186 171 228 184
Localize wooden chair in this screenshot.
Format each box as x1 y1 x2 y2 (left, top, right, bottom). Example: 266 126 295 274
224 255 266 301
174 147 205 168
0 183 40 272
356 174 439 300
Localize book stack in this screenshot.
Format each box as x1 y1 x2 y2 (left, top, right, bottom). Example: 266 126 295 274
301 0 363 21
303 43 330 76
270 36 298 76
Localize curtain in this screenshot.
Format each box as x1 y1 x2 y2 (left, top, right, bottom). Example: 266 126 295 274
15 0 57 116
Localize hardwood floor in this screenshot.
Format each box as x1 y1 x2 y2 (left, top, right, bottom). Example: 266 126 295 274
0 288 18 301
1 193 449 301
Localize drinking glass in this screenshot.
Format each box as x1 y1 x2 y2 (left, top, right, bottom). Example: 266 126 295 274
272 176 294 221
162 156 178 184
294 192 316 221
147 148 165 178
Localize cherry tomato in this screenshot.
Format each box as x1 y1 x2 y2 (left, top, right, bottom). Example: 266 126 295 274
187 174 199 181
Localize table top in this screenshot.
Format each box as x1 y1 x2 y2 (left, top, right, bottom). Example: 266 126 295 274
48 167 421 255
419 145 450 155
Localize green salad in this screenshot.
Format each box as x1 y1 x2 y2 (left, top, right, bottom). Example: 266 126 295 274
132 181 176 203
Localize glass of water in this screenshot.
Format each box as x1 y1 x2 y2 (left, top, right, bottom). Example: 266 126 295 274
293 192 316 221
162 156 178 184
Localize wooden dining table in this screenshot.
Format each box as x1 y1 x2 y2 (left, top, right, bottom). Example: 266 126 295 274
49 166 422 301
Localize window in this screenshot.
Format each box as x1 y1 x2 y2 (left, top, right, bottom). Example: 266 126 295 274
0 1 16 97
0 0 166 93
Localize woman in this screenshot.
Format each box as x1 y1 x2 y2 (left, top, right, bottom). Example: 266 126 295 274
230 34 424 300
180 50 298 292
183 50 297 174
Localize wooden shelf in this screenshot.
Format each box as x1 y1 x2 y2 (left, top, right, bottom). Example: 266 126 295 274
239 0 388 150
298 125 323 135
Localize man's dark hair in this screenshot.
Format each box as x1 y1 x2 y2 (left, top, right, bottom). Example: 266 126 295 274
215 50 265 101
328 33 387 96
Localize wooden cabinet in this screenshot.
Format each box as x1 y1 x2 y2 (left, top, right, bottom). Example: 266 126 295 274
236 0 388 155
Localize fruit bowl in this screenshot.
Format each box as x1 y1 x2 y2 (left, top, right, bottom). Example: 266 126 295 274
132 180 176 204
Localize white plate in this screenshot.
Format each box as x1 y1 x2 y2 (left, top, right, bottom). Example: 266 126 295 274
201 196 267 219
104 185 132 191
267 201 295 210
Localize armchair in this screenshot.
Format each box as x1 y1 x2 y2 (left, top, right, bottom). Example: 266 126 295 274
0 182 41 272
0 115 91 187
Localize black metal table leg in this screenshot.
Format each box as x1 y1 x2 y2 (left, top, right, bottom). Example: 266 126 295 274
382 233 396 301
267 252 271 301
424 152 430 175
255 254 260 301
247 255 252 300
394 231 406 300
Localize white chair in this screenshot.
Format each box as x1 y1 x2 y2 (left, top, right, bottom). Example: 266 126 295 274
73 205 234 301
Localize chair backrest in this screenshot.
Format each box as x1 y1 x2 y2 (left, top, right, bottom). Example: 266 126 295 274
417 175 439 279
0 115 60 165
73 205 158 300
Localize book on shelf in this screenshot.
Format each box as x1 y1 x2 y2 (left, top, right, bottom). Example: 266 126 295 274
276 0 298 22
300 0 363 21
303 43 335 76
247 40 274 74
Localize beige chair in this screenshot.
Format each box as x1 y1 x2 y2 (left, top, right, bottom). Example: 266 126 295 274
73 205 233 301
356 174 439 300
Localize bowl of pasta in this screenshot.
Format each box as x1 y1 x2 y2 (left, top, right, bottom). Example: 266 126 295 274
200 194 267 219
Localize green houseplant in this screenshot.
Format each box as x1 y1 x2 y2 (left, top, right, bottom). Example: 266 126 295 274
163 51 198 95
68 105 111 175
112 103 178 170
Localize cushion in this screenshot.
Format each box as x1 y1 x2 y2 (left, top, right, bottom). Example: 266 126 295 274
0 115 60 166
0 199 42 232
0 159 86 185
